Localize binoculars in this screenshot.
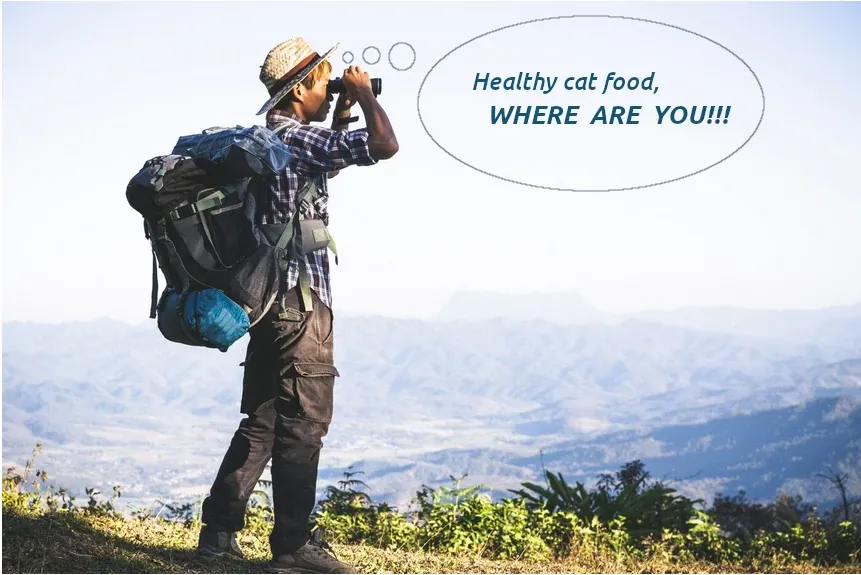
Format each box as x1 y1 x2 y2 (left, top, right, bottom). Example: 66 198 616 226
327 77 383 97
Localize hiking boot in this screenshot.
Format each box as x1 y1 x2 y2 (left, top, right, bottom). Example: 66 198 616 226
197 528 244 559
267 529 355 574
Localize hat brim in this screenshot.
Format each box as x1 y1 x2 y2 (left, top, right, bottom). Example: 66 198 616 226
256 44 339 116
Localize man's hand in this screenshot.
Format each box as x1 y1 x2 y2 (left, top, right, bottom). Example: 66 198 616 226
332 66 370 128
340 65 399 161
328 68 366 177
331 70 360 131
341 65 374 99
330 91 355 136
333 92 355 118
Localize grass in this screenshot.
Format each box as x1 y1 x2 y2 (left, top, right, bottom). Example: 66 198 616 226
3 503 859 574
3 448 859 573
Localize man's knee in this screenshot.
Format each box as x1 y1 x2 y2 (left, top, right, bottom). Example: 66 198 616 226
238 401 277 437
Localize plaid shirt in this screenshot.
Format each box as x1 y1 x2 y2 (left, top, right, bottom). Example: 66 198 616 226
262 110 377 309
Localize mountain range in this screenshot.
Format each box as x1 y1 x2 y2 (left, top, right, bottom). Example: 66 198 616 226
3 291 860 513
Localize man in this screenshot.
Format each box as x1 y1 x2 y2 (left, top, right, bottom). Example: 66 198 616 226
196 37 398 574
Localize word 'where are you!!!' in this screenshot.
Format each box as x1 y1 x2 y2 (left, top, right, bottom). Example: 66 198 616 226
472 72 733 126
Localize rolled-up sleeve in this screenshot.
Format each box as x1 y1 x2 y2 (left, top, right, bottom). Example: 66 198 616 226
284 125 378 176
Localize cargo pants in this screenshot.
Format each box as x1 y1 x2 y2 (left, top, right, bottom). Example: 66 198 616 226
201 286 338 556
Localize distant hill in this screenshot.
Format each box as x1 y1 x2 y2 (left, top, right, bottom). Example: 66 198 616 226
3 300 860 511
436 290 861 344
331 394 861 509
634 303 861 343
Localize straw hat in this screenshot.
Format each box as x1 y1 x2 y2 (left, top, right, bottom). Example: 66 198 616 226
257 37 338 116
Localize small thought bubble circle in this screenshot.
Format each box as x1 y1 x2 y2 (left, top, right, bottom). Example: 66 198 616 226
362 46 381 65
388 41 416 71
342 51 354 64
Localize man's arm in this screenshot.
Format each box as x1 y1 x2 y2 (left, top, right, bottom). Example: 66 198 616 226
284 67 396 177
342 66 399 160
283 123 378 177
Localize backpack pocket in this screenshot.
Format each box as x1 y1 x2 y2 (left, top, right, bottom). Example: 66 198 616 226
199 186 256 268
168 180 257 273
224 244 281 324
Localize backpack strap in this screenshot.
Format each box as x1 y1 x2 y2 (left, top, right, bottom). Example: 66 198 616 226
276 178 320 316
268 120 335 315
144 221 159 319
150 250 159 319
168 189 225 221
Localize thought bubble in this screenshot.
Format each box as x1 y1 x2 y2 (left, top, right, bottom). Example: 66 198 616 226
417 15 766 192
340 43 417 71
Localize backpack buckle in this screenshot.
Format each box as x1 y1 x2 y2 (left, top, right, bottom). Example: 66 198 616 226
168 190 225 221
168 204 190 221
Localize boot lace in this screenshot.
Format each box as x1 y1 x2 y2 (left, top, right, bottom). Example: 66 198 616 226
308 528 339 561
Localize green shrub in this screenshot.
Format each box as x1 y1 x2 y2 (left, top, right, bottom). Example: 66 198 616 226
3 445 859 571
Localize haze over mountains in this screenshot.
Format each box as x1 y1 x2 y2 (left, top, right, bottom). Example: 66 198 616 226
438 291 861 343
3 291 860 513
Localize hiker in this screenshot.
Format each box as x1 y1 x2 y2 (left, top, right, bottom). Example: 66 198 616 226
196 37 398 573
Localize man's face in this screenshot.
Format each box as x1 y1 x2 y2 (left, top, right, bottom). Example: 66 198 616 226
303 68 333 123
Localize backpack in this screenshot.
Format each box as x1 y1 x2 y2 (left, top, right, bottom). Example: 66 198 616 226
126 124 334 352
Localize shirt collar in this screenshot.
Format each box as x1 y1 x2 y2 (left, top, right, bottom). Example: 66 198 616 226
266 109 305 129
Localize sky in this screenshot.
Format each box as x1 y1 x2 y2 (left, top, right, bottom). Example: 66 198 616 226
2 1 861 324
